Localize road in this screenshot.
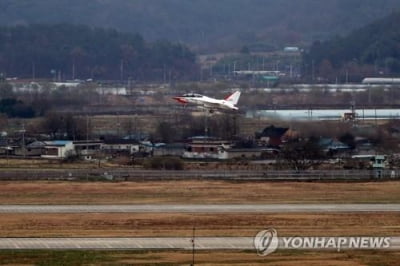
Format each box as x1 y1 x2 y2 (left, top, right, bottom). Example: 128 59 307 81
0 237 399 250
1 204 399 251
0 204 399 213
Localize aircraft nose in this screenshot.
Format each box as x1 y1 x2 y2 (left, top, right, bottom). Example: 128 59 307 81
173 97 188 104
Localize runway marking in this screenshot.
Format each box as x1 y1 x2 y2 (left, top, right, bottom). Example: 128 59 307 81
0 204 398 213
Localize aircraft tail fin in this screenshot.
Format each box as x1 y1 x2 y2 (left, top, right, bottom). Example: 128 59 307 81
225 91 241 105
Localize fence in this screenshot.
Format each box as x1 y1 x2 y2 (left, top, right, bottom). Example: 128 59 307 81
0 169 398 181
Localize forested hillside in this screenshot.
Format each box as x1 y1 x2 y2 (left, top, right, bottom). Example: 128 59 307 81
0 0 399 51
304 12 400 82
0 24 197 80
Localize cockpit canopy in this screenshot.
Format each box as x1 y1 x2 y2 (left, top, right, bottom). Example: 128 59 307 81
182 93 202 98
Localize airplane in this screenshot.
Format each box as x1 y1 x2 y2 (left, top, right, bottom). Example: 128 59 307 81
173 91 241 112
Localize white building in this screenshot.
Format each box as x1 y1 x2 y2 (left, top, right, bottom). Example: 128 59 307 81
101 140 140 155
362 78 400 84
41 141 75 159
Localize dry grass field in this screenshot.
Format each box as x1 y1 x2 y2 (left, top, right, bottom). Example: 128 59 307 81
0 180 399 264
0 158 100 169
0 213 399 238
0 180 399 204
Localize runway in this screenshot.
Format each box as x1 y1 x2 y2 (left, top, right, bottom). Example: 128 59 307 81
0 204 399 213
0 237 250 250
1 204 399 251
0 237 399 250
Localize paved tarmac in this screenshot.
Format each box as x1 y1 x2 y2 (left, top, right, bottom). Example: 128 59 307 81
0 204 399 213
0 237 250 250
0 237 399 250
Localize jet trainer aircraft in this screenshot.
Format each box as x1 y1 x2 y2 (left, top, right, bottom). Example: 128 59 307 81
173 91 241 111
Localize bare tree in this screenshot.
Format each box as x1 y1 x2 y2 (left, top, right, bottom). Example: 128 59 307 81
41 112 89 140
278 137 325 170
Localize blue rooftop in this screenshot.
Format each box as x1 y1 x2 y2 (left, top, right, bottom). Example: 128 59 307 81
46 140 72 146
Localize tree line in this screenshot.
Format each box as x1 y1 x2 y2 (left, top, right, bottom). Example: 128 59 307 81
0 0 399 52
304 11 400 82
0 24 197 81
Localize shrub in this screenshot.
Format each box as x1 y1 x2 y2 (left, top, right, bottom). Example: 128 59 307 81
144 157 184 170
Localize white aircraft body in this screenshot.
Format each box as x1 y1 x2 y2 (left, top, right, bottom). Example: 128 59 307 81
173 91 241 111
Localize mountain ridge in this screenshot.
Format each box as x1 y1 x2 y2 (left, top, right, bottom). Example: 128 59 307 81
1 0 399 52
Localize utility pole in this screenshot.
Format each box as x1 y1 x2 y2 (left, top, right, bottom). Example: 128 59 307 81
191 227 195 266
86 115 89 159
116 113 120 137
163 64 167 84
21 124 26 158
31 61 35 81
311 60 315 83
204 109 209 137
72 61 76 80
120 59 124 81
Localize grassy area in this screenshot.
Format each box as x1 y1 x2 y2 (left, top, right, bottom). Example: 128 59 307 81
0 180 399 204
0 250 113 266
0 180 399 264
0 250 399 265
0 158 118 169
0 213 399 238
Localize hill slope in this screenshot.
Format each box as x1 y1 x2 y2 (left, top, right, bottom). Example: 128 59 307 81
0 0 399 51
304 12 400 81
0 24 196 80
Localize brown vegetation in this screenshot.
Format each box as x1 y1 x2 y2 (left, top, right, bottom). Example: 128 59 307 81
101 250 400 265
0 180 399 264
0 180 399 204
1 249 400 265
0 213 399 238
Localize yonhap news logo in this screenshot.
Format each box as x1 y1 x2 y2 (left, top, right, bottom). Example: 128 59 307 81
254 228 391 256
254 228 279 256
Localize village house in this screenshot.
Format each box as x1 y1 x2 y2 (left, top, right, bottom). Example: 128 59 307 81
41 140 75 159
256 125 289 147
73 140 103 159
183 137 232 160
14 140 46 157
101 139 141 155
153 143 186 157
